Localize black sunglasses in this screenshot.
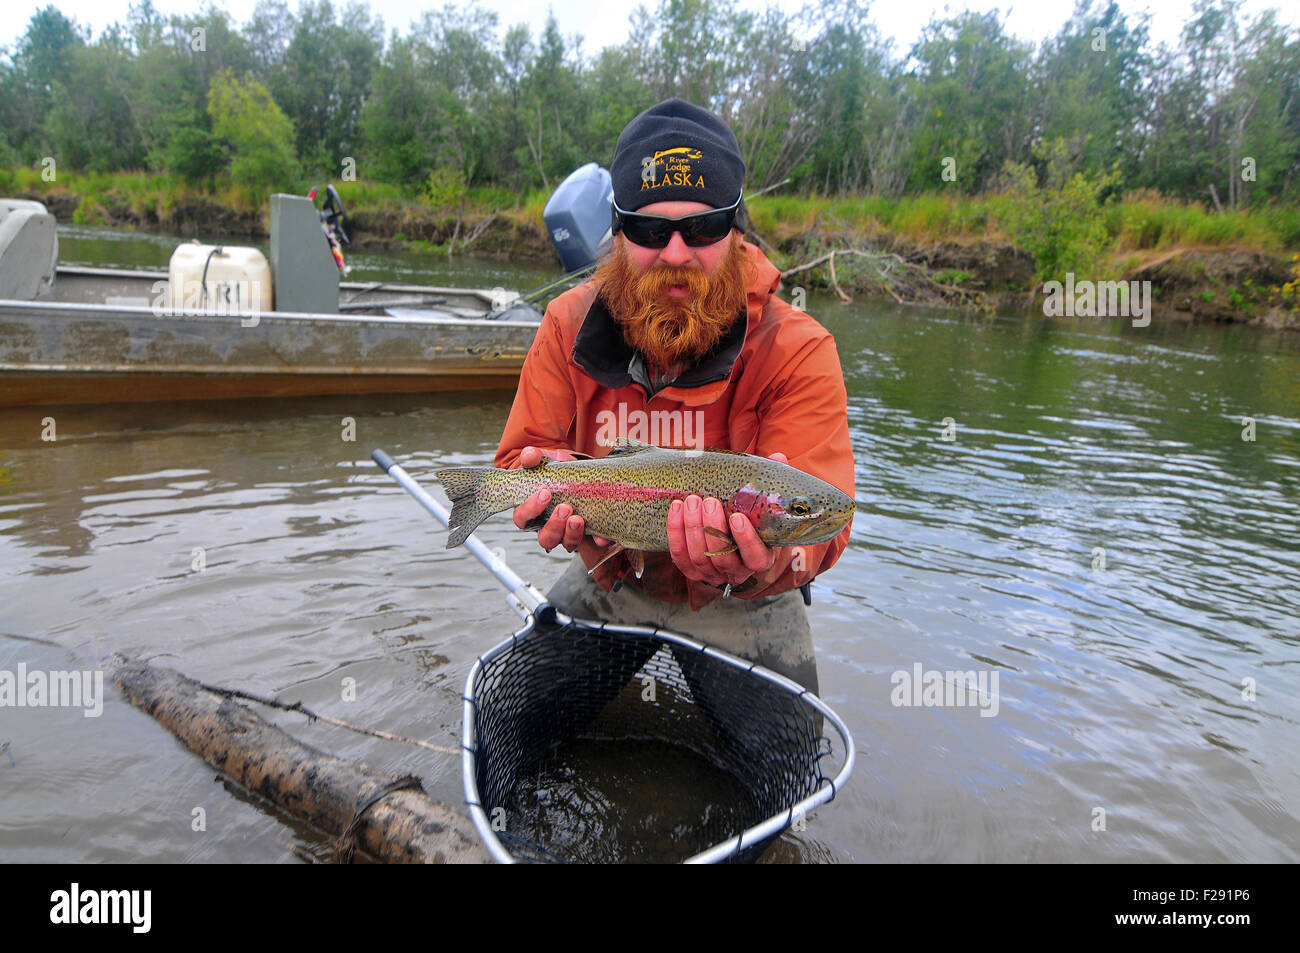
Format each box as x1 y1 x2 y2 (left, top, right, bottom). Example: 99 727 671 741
611 197 742 248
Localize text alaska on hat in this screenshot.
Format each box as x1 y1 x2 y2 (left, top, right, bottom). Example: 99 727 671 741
640 146 706 190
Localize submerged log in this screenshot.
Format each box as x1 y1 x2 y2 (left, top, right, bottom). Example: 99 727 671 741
113 657 487 864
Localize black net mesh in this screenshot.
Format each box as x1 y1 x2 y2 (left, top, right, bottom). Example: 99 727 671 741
467 610 835 864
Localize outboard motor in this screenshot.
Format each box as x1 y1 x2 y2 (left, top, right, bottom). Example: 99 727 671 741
0 199 58 299
543 163 613 271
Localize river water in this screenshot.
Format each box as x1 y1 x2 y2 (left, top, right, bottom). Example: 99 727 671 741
1 225 1297 863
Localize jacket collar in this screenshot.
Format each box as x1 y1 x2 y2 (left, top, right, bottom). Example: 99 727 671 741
571 240 780 400
571 295 747 396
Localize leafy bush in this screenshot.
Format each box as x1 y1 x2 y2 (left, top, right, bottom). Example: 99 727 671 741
167 127 226 186
995 138 1120 281
424 166 467 210
935 269 972 285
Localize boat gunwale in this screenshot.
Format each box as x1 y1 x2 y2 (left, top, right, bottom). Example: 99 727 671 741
0 362 525 376
0 296 543 329
53 264 519 302
1 265 542 328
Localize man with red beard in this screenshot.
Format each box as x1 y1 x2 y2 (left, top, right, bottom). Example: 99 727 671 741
494 98 854 692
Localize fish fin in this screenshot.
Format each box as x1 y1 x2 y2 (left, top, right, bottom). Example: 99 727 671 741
520 503 557 533
436 466 523 548
626 548 645 579
604 438 655 457
703 525 738 556
587 542 626 575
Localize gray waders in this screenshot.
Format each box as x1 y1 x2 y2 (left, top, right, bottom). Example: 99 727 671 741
545 556 820 695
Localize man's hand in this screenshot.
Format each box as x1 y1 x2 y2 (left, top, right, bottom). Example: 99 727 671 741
511 446 610 553
666 451 791 590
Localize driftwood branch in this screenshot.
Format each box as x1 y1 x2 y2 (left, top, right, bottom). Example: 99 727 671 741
780 250 838 278
1208 182 1224 213
460 211 497 250
782 247 973 307
186 679 458 757
113 657 487 864
744 227 778 257
827 249 851 303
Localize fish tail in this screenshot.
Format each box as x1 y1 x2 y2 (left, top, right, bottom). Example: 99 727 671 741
436 466 529 547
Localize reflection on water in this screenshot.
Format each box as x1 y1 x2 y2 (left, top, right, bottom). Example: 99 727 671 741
1 227 1298 862
504 738 757 864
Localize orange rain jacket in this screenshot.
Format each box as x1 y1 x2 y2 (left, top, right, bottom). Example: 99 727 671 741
495 239 855 609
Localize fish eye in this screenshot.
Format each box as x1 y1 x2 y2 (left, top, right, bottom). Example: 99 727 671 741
789 498 811 517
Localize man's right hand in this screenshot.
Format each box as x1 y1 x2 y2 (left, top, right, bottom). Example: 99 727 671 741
511 446 610 553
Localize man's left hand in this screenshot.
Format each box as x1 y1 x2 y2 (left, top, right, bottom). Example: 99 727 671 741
666 451 792 591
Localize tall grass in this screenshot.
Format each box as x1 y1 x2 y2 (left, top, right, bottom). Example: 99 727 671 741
1102 192 1298 251
747 189 1299 257
750 192 1012 242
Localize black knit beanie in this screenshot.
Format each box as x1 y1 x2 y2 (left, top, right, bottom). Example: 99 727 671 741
610 98 745 212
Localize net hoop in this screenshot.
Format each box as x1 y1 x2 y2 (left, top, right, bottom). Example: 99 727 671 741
461 605 856 864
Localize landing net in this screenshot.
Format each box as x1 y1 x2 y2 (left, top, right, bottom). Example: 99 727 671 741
461 606 855 864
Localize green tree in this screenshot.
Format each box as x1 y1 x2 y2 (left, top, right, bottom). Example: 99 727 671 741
42 26 147 172
118 4 254 179
268 1 382 176
907 10 1035 193
1034 1 1152 188
9 6 87 158
166 126 226 184
1137 0 1299 206
359 2 502 191
512 12 588 190
358 34 433 189
629 0 748 109
207 69 301 196
244 0 295 85
579 45 653 169
728 4 816 192
16 5 84 97
796 0 910 195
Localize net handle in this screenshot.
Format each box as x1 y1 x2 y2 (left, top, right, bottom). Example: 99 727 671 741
372 448 548 614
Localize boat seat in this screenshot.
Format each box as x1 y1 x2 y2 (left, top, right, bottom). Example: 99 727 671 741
0 199 58 300
269 193 337 313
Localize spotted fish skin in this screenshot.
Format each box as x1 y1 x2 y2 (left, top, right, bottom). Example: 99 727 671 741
435 442 856 551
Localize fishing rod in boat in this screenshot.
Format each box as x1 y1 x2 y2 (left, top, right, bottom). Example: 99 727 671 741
476 263 596 321
310 184 352 276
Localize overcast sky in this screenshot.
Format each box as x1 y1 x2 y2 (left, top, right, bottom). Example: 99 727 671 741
3 0 1295 58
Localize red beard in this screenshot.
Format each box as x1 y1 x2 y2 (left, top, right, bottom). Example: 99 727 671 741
593 233 753 371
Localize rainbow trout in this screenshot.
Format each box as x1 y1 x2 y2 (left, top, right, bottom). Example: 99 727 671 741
436 442 855 572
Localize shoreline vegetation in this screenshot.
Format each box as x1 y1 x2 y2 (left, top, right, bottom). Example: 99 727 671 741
10 166 1300 328
5 0 1300 327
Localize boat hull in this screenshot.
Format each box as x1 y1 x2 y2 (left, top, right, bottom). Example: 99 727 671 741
0 267 540 406
0 367 523 406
